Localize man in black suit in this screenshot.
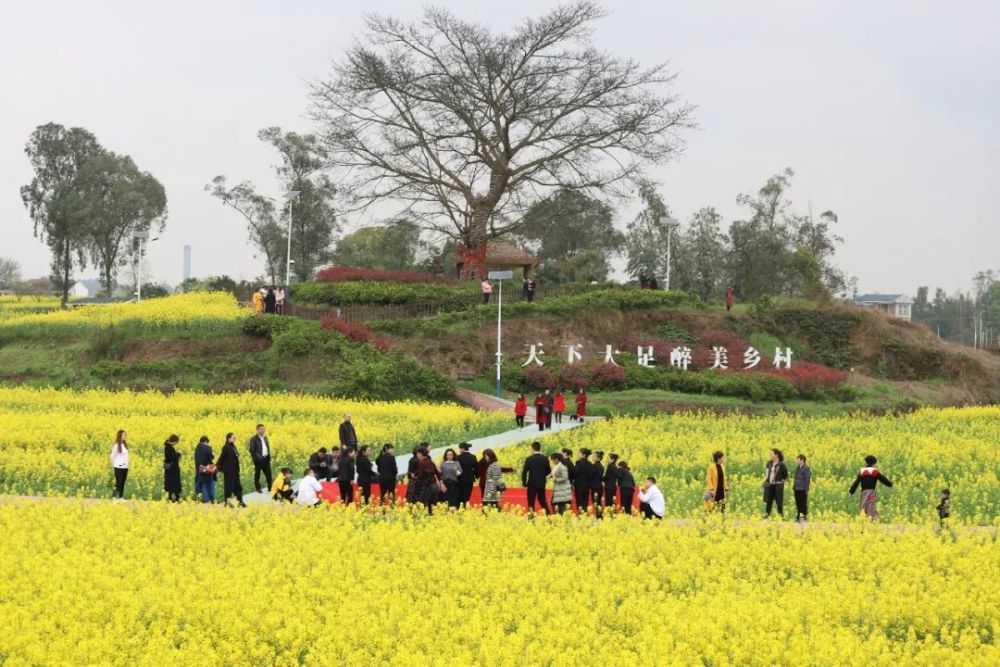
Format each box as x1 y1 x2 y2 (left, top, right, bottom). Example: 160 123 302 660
591 450 606 518
337 447 356 504
339 414 358 451
456 442 478 508
603 452 620 510
521 441 551 514
562 448 575 486
248 423 273 493
573 448 592 513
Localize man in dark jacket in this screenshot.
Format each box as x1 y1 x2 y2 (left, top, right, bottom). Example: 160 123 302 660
194 436 216 503
521 441 551 515
456 442 478 508
573 448 593 513
375 444 398 503
793 454 812 522
339 414 358 450
215 432 245 507
337 447 356 504
603 453 620 509
309 447 331 481
248 423 273 494
763 448 789 517
562 448 575 486
591 450 606 517
263 286 277 314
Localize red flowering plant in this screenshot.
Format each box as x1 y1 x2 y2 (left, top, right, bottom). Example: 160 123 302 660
320 314 390 351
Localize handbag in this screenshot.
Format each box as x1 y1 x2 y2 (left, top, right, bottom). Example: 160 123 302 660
496 481 506 493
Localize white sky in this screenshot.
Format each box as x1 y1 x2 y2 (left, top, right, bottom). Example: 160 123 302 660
1 0 997 294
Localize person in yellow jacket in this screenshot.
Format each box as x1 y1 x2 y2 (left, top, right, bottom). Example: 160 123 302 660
705 450 729 512
251 288 265 313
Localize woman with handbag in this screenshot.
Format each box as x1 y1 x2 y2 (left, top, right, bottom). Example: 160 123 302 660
163 434 182 502
440 448 462 509
549 452 572 515
481 449 504 510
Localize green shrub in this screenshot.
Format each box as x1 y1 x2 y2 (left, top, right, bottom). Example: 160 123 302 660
294 281 475 306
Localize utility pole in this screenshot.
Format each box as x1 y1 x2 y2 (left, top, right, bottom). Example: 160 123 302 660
659 216 680 290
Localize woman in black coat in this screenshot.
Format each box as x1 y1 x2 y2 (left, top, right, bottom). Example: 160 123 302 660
215 432 246 507
163 434 182 502
376 443 398 504
356 445 375 504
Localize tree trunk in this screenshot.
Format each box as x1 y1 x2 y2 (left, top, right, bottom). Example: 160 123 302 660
461 201 492 279
61 237 70 308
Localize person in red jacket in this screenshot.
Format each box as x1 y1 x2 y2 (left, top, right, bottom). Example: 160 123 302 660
725 285 735 312
514 394 527 429
574 388 587 422
534 392 549 432
553 391 566 424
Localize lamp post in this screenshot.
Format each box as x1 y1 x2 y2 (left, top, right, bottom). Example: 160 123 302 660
132 231 159 301
659 216 680 290
488 269 514 398
282 190 301 292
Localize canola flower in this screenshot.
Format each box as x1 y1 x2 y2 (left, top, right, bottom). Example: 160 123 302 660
0 386 509 499
0 291 245 337
498 409 1000 525
0 295 62 322
0 498 995 666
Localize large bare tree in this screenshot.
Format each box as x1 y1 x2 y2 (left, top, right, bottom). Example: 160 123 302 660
310 1 693 277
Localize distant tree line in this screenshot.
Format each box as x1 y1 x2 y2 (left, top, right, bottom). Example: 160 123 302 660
913 270 1000 348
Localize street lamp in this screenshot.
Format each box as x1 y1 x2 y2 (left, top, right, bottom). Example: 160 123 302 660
659 216 680 290
132 231 159 301
282 191 301 291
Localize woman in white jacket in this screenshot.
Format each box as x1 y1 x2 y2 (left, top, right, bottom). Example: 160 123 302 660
110 429 130 499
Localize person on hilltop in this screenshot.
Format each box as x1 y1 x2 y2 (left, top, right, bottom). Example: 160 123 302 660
638 477 664 520
514 394 527 429
617 461 636 514
590 450 606 517
194 435 217 503
725 285 735 312
376 443 398 504
573 448 593 514
574 388 587 422
356 445 375 504
275 286 286 315
440 448 463 509
456 442 478 508
553 390 566 424
526 278 537 303
521 441 551 515
603 453 620 511
297 468 324 507
549 453 572 515
849 455 894 519
793 454 812 523
337 447 357 505
163 434 182 502
216 432 246 508
252 287 265 313
107 429 130 500
271 467 295 503
264 285 277 314
481 448 503 510
763 449 789 517
339 414 358 451
481 278 492 304
248 424 274 494
705 451 729 514
533 392 548 432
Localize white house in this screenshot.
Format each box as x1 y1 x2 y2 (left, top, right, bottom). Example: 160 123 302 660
853 293 914 322
69 279 132 299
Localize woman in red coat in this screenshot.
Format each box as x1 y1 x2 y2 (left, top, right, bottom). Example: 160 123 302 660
553 391 566 424
575 388 587 422
534 393 548 432
514 394 527 429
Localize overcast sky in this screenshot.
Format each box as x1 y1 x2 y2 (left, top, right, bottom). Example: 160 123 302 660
2 0 997 294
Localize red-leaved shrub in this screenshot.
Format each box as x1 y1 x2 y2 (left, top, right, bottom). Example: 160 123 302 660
588 362 627 390
521 364 556 391
315 266 449 284
764 361 847 394
320 314 390 351
558 364 589 390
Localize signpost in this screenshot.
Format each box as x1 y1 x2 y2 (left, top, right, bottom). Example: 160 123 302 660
488 270 514 398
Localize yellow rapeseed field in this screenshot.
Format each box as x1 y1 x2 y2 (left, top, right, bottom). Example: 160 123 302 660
0 291 244 335
0 295 61 321
0 386 509 499
499 408 1000 524
0 498 995 666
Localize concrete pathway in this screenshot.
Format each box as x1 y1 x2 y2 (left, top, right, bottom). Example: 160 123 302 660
242 415 597 504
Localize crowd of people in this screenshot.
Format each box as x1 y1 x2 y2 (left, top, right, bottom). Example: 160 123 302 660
251 286 286 314
112 419 949 523
513 388 587 431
